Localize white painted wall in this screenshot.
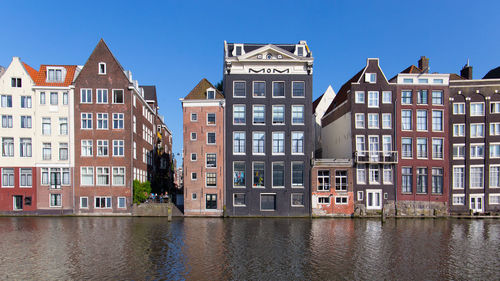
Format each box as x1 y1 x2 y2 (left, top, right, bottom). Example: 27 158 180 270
321 112 352 159
314 85 336 151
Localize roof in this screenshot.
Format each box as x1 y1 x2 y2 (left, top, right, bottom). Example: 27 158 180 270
226 42 312 58
22 62 38 81
389 65 424 82
0 66 5 78
323 68 365 116
184 78 224 100
312 93 324 113
140 85 158 103
449 73 467 81
32 65 77 86
483 66 500 79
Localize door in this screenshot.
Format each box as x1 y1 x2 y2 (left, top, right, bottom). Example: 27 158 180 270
366 189 382 210
369 136 379 162
13 196 23 210
470 194 484 213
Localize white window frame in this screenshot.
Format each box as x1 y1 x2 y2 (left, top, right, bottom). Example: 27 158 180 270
253 81 266 98
272 81 285 98
272 105 285 125
95 196 112 209
367 91 379 108
382 113 391 129
233 81 246 98
453 103 465 115
355 91 365 104
470 102 485 116
233 104 246 125
80 197 89 209
98 62 106 75
382 91 392 104
452 194 465 205
470 123 485 138
367 113 379 129
452 166 465 190
432 110 444 132
271 162 285 188
96 89 108 104
252 104 266 125
80 89 92 104
469 165 484 189
453 124 465 137
117 197 126 208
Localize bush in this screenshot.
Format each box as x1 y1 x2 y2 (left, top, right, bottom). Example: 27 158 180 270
133 180 151 204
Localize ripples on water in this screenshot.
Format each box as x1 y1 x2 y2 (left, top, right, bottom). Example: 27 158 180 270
0 217 499 280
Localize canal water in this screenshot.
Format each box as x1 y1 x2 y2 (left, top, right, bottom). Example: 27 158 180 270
0 218 499 280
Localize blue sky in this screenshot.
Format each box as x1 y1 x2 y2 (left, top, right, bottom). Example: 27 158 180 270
1 1 499 161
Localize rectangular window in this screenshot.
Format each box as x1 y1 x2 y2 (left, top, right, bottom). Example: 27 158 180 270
40 92 46 104
50 194 62 207
253 162 265 187
233 162 246 187
112 113 124 129
357 164 366 184
356 136 366 155
453 124 465 137
401 90 412 105
190 132 197 141
369 165 380 184
207 113 216 125
81 167 94 186
453 195 465 205
191 113 197 122
432 138 444 159
20 96 32 108
62 168 70 185
207 132 216 144
470 123 485 138
432 111 443 131
401 110 412 130
272 105 285 124
81 113 92 129
253 81 265 97
96 89 108 103
80 89 92 103
97 140 109 156
2 168 14 187
63 92 68 105
470 166 484 188
453 167 464 189
113 89 124 104
41 168 49 185
206 173 216 187
432 168 443 194
470 144 484 158
272 162 285 187
59 118 68 135
272 82 285 97
417 90 428 104
191 173 197 180
233 132 245 154
234 193 246 206
453 144 465 159
416 167 428 194
355 91 365 103
20 138 32 157
382 136 392 156
2 115 13 128
367 113 379 129
453 103 465 115
272 132 285 154
81 140 93 156
383 165 393 184
490 166 500 188
190 153 197 161
470 103 484 116
253 105 265 124
291 193 304 207
205 194 217 209
80 197 88 209
403 78 414 83
382 114 391 129
233 81 246 97
233 105 245 124
317 170 330 191
382 91 392 104
335 196 348 205
261 194 276 211
292 81 305 97
490 123 500 136
96 167 110 185
432 91 443 105
95 197 112 209
368 91 379 107
20 116 32 128
402 138 412 158
42 143 51 160
292 105 304 124
42 117 51 135
355 114 365 128
113 140 124 156
417 138 427 159
291 132 304 154
118 197 126 208
11 78 22 87
491 102 500 114
0 95 12 107
490 144 500 158
318 197 330 204
292 162 304 187
252 132 265 154
335 170 347 191
417 110 427 131
365 73 376 83
97 113 108 129
59 143 68 160
20 168 32 187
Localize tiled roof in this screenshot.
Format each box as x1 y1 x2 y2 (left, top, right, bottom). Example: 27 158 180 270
449 73 467 80
22 62 38 82
389 65 424 82
184 78 224 100
483 66 500 79
33 65 77 86
323 68 365 116
140 85 158 103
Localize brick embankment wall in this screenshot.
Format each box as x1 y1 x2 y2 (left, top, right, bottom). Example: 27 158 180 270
132 203 184 217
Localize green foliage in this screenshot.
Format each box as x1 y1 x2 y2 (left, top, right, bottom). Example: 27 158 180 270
133 180 151 204
215 80 223 92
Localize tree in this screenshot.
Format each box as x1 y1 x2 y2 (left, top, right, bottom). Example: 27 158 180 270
215 80 223 92
133 180 151 204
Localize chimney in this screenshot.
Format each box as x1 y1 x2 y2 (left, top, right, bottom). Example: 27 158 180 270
418 56 429 73
460 59 473 79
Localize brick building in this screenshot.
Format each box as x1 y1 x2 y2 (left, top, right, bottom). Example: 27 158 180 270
181 79 224 216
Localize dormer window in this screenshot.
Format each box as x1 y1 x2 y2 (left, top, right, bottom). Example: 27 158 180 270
98 62 106 75
232 44 245 57
297 46 304 56
365 73 376 83
207 89 215 99
47 68 64 82
236 46 242 56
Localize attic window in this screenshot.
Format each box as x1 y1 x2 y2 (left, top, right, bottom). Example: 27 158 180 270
47 68 63 82
297 46 304 57
235 46 242 56
98 62 106 75
207 90 215 99
365 73 376 83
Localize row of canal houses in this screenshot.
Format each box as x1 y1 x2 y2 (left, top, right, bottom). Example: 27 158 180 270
182 41 500 217
0 39 174 214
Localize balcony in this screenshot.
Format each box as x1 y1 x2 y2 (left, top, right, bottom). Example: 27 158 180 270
355 151 398 164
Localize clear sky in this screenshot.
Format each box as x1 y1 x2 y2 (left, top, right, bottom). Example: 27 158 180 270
1 0 499 162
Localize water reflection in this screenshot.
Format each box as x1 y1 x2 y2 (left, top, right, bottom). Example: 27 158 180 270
0 218 499 280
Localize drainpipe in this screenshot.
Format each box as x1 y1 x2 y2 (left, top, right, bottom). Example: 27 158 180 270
394 96 398 216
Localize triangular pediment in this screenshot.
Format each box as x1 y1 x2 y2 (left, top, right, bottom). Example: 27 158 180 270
237 44 302 61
